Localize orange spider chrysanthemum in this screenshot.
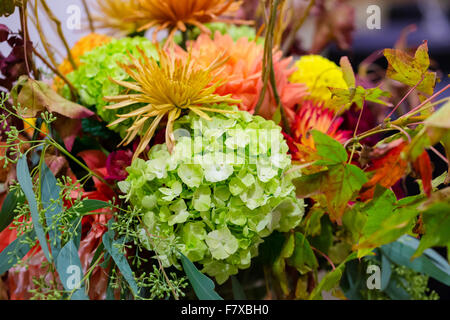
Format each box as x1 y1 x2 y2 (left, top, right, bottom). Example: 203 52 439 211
53 33 112 90
131 0 245 44
286 101 351 161
179 32 308 122
92 0 143 36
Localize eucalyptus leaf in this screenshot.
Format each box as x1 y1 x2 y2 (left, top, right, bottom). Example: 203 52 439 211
103 230 140 297
180 252 223 300
0 230 35 274
381 235 450 286
0 189 21 233
41 163 63 259
56 240 89 300
17 156 51 262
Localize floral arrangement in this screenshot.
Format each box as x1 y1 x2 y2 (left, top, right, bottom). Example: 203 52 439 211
0 0 449 301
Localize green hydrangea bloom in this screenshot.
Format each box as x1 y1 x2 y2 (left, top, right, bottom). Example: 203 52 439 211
123 106 304 284
62 37 158 137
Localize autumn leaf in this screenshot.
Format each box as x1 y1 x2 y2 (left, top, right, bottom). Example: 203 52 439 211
407 100 450 183
329 85 391 111
413 151 433 197
340 56 356 88
12 76 93 119
384 40 436 95
360 139 408 200
11 76 94 151
294 130 368 224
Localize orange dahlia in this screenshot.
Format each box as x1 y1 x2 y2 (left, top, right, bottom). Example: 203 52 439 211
53 33 112 90
286 100 351 161
180 32 307 121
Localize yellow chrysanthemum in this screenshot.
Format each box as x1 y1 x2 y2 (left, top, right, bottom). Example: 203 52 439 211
289 55 348 111
104 46 240 160
53 33 112 90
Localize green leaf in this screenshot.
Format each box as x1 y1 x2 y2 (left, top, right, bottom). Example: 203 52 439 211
231 276 246 300
179 252 223 300
73 199 111 214
324 164 368 221
312 130 347 165
382 235 450 286
413 202 450 259
0 230 35 274
56 239 89 300
287 232 318 274
272 104 281 125
272 232 295 296
309 215 333 254
309 252 358 300
17 156 51 262
0 190 21 233
362 186 397 236
329 86 391 110
41 163 63 259
342 204 367 243
102 230 140 297
293 163 367 223
358 205 417 250
384 40 436 95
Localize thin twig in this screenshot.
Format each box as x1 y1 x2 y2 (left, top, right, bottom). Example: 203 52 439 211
347 100 365 163
430 146 449 164
32 47 78 99
311 246 335 270
281 0 315 54
19 2 31 76
385 74 425 120
40 0 78 70
31 0 59 70
81 0 95 33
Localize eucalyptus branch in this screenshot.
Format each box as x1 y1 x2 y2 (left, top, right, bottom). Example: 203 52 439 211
137 216 180 300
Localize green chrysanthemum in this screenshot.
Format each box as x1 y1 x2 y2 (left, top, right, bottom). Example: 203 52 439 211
120 107 304 284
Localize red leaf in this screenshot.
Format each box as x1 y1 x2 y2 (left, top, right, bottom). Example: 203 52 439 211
413 151 433 197
360 139 408 200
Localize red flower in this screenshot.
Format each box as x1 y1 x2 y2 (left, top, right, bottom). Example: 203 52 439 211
287 100 351 161
105 149 133 181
